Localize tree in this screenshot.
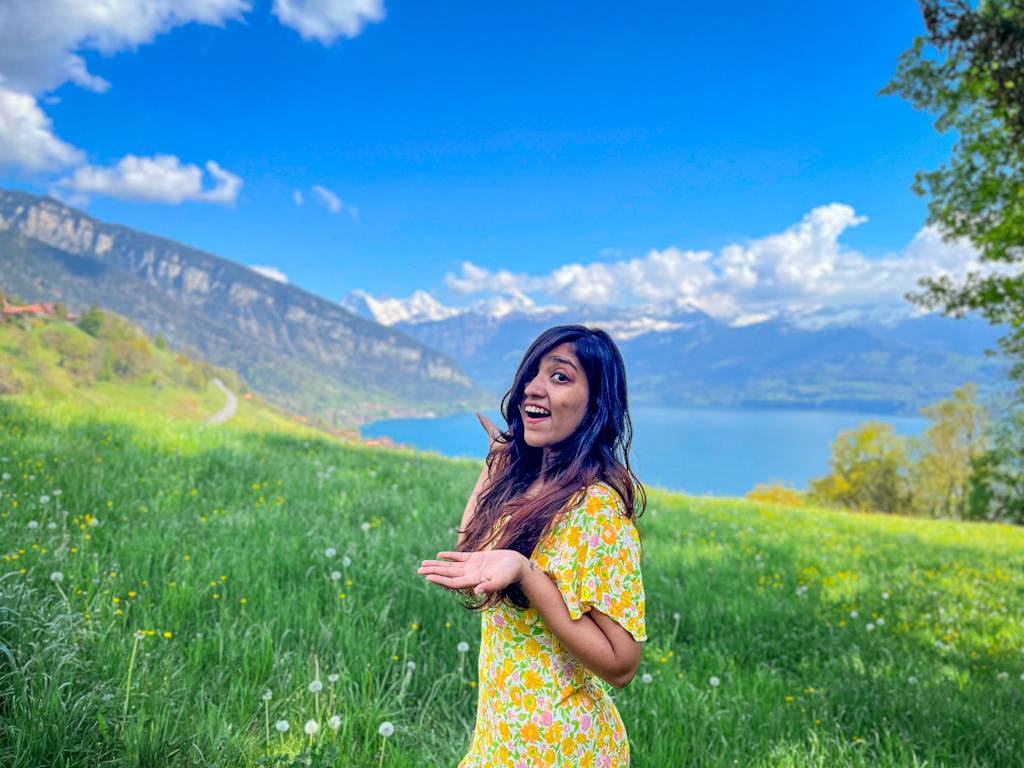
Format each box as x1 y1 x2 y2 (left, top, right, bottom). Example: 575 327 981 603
879 0 1024 383
967 407 1024 522
809 421 915 513
154 332 167 350
911 384 991 517
77 303 104 337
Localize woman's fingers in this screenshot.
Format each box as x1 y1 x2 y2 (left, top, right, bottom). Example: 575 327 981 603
476 412 501 441
424 573 476 589
434 551 470 561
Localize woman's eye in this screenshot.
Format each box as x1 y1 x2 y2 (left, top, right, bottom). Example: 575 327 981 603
552 372 569 383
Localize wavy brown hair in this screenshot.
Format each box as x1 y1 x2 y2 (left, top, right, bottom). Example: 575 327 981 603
455 325 645 611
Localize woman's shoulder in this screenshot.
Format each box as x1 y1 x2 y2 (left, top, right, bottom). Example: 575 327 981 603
567 481 629 523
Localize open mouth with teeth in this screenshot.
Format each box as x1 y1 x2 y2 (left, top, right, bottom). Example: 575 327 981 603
523 404 551 420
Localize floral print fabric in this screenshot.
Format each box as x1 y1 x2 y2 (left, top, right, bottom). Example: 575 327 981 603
458 481 647 768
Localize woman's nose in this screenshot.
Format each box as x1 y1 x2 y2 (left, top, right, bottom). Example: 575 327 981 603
524 375 545 398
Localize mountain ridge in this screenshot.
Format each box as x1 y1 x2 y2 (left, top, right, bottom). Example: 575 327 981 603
0 188 490 419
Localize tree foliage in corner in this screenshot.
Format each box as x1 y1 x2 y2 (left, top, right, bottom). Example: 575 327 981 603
880 0 1024 380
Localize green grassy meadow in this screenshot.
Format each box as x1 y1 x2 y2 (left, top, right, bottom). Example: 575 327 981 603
1 397 1023 767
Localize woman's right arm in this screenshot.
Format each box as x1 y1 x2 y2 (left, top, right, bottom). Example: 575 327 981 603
456 412 504 550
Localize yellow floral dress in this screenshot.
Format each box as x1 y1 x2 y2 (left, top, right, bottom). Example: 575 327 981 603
458 481 647 768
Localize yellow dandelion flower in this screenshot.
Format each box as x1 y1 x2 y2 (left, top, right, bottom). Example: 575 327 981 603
411 623 419 630
213 594 219 599
240 598 246 604
163 632 172 638
128 592 136 597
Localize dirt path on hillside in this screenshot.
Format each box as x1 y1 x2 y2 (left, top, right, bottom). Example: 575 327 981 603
206 377 238 425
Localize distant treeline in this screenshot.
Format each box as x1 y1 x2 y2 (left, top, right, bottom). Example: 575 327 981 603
1 298 244 397
749 385 1023 525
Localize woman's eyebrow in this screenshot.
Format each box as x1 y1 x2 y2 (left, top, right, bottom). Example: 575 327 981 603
545 355 579 373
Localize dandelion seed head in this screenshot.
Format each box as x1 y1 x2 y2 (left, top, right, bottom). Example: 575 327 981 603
308 680 323 693
406 661 416 671
53 489 61 496
849 610 859 619
673 612 681 621
47 521 57 529
1 473 10 481
866 623 875 631
50 571 63 582
378 721 394 737
304 719 318 734
325 547 336 558
330 571 342 581
328 673 339 683
342 556 352 567
328 715 342 730
39 495 50 504
361 522 370 532
27 520 38 529
882 591 890 600
876 617 885 626
262 690 273 701
907 676 918 685
640 673 653 684
275 720 289 733
709 676 721 687
457 641 470 653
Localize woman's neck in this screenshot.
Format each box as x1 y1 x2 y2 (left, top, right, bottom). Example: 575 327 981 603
539 447 558 480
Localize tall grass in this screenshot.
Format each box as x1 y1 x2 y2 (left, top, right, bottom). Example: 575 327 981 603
1 397 1022 767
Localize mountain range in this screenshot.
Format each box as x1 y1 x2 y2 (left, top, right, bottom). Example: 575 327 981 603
0 189 488 420
341 289 1007 414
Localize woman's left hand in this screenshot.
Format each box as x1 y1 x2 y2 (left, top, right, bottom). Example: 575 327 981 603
419 550 526 595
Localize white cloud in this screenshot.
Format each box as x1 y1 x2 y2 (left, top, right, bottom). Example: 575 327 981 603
272 0 385 45
249 264 288 283
293 189 304 205
312 184 344 213
0 89 84 171
444 203 989 321
58 154 242 205
0 0 251 96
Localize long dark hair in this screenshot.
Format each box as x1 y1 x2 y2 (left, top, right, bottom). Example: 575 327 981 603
455 325 645 611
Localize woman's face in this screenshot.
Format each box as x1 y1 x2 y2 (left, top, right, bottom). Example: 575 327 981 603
520 342 590 449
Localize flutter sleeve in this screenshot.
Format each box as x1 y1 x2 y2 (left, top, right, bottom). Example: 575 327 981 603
546 483 647 642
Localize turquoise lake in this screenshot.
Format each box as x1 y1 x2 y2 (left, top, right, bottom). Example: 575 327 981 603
362 407 928 498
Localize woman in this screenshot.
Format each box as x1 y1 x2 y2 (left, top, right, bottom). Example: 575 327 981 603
418 325 647 767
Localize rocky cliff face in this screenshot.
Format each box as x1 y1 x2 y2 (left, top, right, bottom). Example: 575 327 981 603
0 189 485 411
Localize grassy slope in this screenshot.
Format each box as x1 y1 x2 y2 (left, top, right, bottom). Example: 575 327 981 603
0 398 1022 767
0 320 319 435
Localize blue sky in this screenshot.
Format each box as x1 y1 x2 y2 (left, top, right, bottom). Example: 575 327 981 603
0 0 974 319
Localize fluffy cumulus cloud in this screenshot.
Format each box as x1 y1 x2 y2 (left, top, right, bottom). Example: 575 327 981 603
445 204 989 321
249 264 288 283
0 0 252 203
272 0 386 45
0 0 385 203
0 0 251 96
58 154 242 205
0 90 84 171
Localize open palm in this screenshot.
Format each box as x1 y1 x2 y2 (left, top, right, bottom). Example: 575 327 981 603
419 549 523 595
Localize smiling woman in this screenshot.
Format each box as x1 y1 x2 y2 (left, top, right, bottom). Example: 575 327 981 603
418 325 648 767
